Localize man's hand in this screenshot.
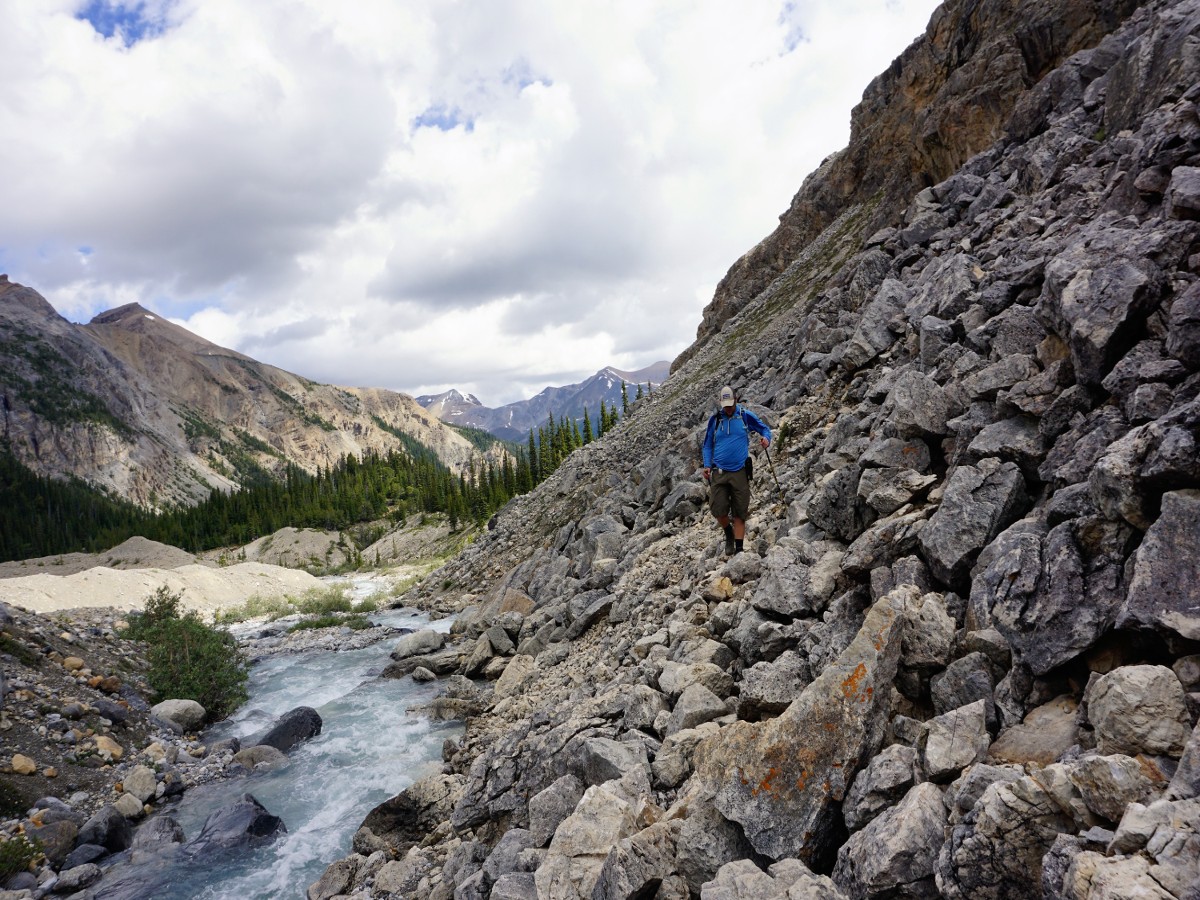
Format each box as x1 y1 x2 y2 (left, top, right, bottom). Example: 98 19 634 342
702 467 711 481
760 437 770 449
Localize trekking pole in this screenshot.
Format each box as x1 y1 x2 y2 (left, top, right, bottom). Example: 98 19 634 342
763 445 785 499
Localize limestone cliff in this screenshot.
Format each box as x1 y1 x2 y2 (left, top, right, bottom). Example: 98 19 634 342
309 0 1200 897
676 0 1145 371
0 284 485 508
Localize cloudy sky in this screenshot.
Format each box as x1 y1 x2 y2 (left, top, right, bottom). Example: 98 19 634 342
1 0 940 405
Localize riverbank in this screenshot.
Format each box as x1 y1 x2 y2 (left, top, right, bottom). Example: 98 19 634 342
0 583 453 897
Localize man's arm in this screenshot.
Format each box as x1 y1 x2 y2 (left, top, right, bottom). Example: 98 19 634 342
743 408 772 447
701 415 715 475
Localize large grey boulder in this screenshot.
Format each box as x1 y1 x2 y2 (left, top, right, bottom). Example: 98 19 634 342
251 706 322 754
919 458 1028 588
674 802 757 893
943 764 1023 826
622 684 669 732
529 775 585 847
182 794 286 858
692 588 907 864
494 655 536 698
884 370 954 439
77 804 134 853
1165 164 1200 219
988 695 1080 767
923 700 991 782
534 782 637 899
808 464 869 542
357 772 464 855
841 278 909 370
233 744 289 771
738 651 810 720
390 628 446 660
592 820 681 900
936 765 1084 899
931 652 995 717
972 515 1132 675
481 828 538 889
122 765 158 804
1067 754 1160 824
833 781 947 898
652 724 719 791
1119 490 1200 642
1037 233 1167 388
575 737 649 788
658 661 734 700
150 699 206 731
666 683 729 736
1064 798 1200 898
751 545 832 617
564 590 613 639
900 591 955 670
699 858 848 899
857 466 938 515
843 743 921 832
1086 665 1191 757
1166 280 1200 368
841 509 928 579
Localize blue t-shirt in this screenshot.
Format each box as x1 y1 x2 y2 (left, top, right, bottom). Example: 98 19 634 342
703 405 771 471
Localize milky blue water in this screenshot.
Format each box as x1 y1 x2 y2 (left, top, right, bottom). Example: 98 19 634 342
152 600 459 899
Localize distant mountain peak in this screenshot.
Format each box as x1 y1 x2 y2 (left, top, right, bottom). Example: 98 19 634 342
419 361 671 441
89 302 153 325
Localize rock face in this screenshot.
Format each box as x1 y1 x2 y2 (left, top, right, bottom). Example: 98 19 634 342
693 589 907 865
0 286 490 507
233 0 1200 896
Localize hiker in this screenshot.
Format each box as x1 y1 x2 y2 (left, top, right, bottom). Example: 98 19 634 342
701 386 771 555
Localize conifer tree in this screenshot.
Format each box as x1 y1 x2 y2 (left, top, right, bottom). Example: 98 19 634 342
621 381 629 415
582 407 594 444
635 383 643 401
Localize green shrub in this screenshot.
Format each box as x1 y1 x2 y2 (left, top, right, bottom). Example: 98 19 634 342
288 614 372 633
123 585 182 639
122 588 249 721
0 834 41 881
213 594 294 624
295 586 352 616
351 595 378 614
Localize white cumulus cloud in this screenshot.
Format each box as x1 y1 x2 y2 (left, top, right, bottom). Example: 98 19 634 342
0 0 941 405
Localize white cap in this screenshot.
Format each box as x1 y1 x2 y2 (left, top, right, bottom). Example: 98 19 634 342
719 386 735 407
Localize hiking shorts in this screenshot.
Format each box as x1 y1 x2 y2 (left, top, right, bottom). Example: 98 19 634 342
710 466 750 522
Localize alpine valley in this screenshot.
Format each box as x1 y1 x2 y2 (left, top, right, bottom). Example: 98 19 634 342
2 0 1200 899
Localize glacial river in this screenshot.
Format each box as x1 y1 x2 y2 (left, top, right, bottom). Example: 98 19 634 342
156 578 459 899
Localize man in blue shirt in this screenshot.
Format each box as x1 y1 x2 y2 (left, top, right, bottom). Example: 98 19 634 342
702 386 771 555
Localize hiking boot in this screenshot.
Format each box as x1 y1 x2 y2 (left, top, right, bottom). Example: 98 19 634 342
734 539 744 555
723 526 735 556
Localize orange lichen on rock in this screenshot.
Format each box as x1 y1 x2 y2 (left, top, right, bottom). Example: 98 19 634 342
753 767 780 797
841 662 869 701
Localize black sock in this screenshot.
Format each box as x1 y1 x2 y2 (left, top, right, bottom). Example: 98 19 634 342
734 539 744 553
723 524 734 540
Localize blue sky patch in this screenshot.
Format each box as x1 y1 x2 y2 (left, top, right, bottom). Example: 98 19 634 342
503 59 552 92
76 0 168 47
413 104 474 133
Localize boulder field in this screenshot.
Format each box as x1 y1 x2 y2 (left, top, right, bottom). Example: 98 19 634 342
311 0 1200 897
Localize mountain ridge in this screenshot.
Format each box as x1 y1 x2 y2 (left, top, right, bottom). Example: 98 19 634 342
0 283 493 508
418 360 670 441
